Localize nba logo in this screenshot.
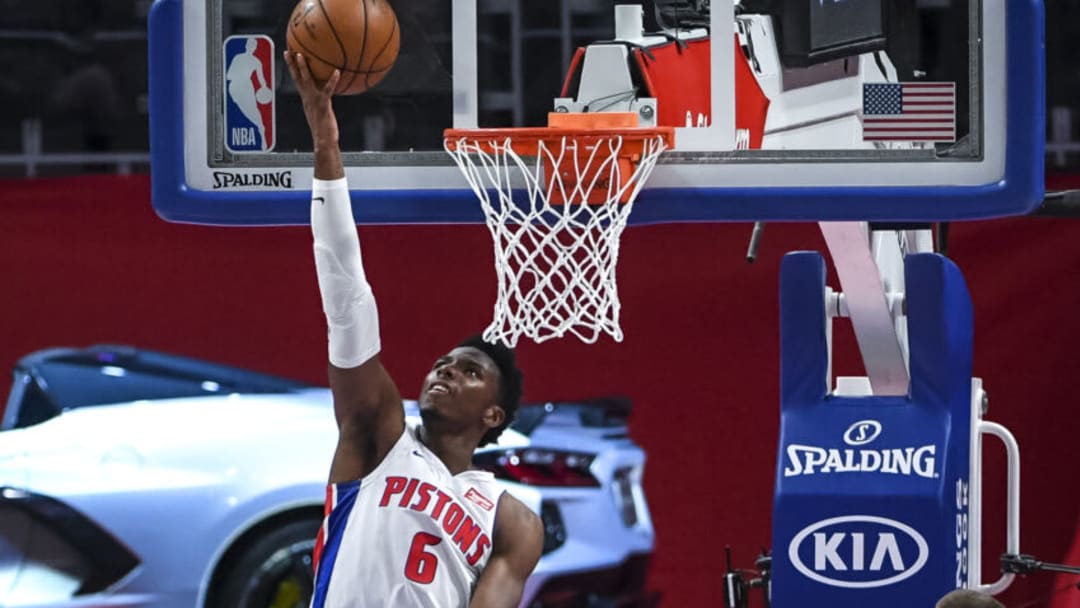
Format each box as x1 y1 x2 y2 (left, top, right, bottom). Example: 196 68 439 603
224 35 275 153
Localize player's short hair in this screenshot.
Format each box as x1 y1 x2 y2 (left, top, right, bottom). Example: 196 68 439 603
935 589 1006 608
457 335 523 446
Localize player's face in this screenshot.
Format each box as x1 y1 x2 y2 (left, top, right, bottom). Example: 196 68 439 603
419 347 504 433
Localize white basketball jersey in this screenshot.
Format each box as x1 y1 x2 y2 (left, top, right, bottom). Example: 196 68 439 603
311 423 505 608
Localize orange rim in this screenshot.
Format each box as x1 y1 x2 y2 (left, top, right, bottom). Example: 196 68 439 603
444 111 675 156
444 113 673 205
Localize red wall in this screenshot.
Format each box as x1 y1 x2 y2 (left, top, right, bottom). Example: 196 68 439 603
3 174 1079 607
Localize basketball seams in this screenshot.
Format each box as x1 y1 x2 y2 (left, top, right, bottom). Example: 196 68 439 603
286 5 344 82
322 64 392 76
285 28 337 76
349 0 371 84
363 10 398 90
291 41 345 80
316 0 358 94
316 0 349 64
288 35 344 78
330 0 363 94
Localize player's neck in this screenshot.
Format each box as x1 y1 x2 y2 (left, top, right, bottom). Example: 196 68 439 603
418 425 477 476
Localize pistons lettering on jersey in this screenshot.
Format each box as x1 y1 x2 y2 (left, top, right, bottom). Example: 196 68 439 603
380 476 492 566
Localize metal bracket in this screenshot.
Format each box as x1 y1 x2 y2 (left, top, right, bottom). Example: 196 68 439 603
819 222 933 396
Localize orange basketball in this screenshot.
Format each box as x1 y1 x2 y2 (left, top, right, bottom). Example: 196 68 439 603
286 0 400 95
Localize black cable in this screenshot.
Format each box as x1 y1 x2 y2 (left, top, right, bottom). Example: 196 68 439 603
1002 553 1080 576
937 222 950 256
1033 190 1080 217
582 88 640 113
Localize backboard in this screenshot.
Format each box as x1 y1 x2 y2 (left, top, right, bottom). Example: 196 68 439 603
148 0 1044 226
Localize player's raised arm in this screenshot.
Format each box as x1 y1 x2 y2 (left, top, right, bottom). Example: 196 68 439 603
285 51 404 484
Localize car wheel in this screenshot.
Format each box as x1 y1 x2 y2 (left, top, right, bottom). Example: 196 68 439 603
208 518 320 608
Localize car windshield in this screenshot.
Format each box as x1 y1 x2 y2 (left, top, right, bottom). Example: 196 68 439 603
5 347 312 430
511 399 631 436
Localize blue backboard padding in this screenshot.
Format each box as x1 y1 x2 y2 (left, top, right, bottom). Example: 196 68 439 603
776 252 974 407
149 0 1044 225
907 254 974 407
779 253 830 407
772 252 974 607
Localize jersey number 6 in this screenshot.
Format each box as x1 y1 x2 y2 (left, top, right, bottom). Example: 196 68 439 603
405 532 441 584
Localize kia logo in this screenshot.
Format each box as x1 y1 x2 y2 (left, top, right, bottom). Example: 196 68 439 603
787 515 929 588
843 420 882 446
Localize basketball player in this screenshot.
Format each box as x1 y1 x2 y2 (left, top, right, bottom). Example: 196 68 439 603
283 51 544 608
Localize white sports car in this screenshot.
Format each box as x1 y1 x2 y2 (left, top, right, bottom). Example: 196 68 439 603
0 345 657 607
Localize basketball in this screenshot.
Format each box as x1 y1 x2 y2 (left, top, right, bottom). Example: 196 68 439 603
286 0 400 95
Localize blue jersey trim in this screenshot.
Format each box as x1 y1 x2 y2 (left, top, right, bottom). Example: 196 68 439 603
312 480 361 608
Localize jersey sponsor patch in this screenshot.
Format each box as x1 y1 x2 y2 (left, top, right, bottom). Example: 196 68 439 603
223 35 275 152
465 487 494 511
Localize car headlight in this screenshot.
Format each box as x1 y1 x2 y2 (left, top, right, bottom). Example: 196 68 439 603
0 487 140 605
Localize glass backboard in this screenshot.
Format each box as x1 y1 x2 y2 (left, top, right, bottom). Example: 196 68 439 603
148 0 1044 225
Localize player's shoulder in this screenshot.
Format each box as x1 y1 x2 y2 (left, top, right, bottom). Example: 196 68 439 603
490 493 544 569
494 493 543 540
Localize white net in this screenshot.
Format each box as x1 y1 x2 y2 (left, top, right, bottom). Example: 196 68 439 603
444 131 669 346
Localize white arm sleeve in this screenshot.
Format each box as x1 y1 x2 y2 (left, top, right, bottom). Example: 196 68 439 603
311 177 381 368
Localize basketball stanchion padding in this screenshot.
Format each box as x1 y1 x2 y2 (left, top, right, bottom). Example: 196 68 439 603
444 113 674 346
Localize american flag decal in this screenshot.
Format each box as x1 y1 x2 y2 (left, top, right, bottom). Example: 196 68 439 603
862 82 956 142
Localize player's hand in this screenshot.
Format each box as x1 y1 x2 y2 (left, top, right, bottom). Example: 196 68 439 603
283 51 340 149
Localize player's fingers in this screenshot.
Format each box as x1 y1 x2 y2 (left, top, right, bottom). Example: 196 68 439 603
287 52 305 85
323 70 341 96
283 51 299 82
295 53 312 86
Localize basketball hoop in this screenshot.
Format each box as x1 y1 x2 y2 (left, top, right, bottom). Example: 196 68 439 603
444 113 674 346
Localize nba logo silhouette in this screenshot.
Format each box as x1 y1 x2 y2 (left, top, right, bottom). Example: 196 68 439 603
224 35 275 153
